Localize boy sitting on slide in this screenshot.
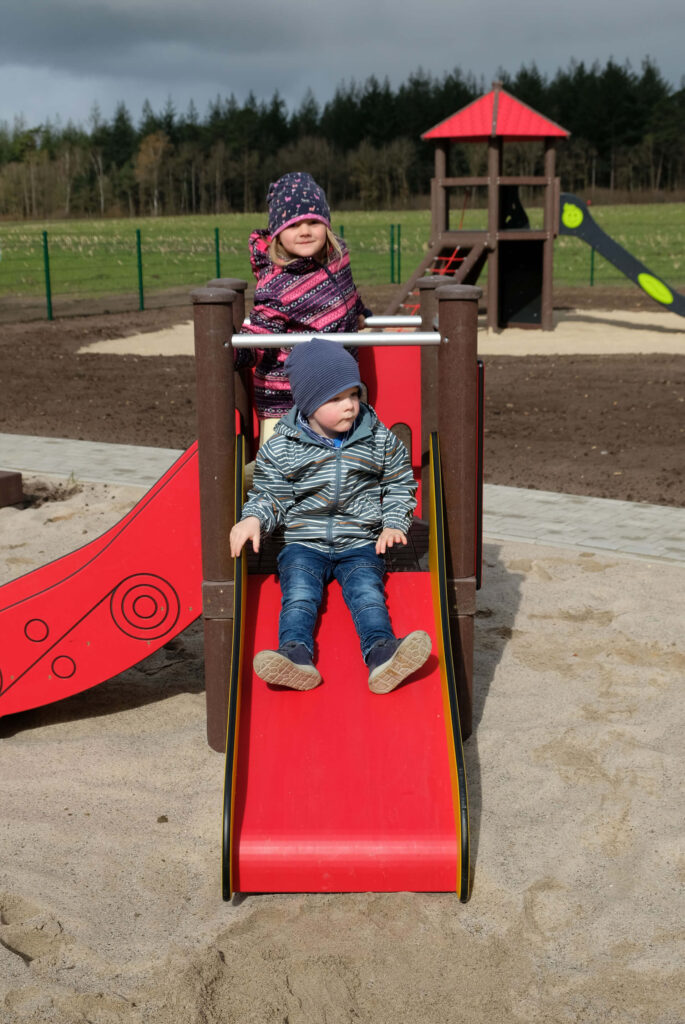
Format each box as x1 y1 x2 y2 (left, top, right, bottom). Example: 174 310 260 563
229 337 431 694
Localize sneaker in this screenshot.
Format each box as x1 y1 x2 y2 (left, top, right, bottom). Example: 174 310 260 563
253 642 321 690
367 631 432 694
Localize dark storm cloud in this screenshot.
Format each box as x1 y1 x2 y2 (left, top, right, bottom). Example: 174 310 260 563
2 0 294 79
2 0 684 126
7 0 679 83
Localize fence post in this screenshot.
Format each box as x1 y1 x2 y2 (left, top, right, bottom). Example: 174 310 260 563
192 286 237 752
390 224 395 283
42 231 53 321
136 229 144 311
397 223 401 282
214 227 221 279
436 283 482 739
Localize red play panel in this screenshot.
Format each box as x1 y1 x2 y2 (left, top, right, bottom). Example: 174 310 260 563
358 344 424 512
0 445 202 717
232 571 459 893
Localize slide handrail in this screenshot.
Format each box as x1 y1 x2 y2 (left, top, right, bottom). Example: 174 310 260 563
429 431 471 901
222 435 247 901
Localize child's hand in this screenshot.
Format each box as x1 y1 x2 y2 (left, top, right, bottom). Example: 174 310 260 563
230 516 261 558
376 528 407 555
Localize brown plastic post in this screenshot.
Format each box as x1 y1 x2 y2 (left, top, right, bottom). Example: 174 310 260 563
0 470 23 507
418 277 441 513
207 278 251 437
433 141 450 236
429 178 438 245
436 283 482 739
486 137 502 331
541 140 557 331
192 286 237 752
206 278 247 331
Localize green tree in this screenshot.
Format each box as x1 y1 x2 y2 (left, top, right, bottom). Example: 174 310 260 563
289 89 320 139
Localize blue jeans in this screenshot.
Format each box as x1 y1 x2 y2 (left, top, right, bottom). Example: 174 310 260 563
276 543 394 662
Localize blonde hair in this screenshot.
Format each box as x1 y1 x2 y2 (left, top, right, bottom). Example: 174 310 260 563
269 226 343 267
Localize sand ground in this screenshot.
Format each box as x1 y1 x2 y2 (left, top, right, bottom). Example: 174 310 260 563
77 306 685 358
1 309 684 1023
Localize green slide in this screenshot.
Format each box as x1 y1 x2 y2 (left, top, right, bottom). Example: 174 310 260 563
558 193 685 317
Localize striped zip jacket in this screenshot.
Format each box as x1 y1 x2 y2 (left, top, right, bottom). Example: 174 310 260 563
241 404 417 552
235 230 369 420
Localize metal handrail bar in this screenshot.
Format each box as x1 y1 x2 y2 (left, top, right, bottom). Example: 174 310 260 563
242 316 421 329
365 315 421 327
229 332 440 348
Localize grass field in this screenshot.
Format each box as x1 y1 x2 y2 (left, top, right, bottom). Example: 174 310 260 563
1 203 684 309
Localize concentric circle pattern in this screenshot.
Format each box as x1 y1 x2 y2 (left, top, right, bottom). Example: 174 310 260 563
110 574 180 640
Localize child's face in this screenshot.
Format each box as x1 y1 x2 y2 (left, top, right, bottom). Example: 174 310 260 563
308 387 361 439
278 219 328 259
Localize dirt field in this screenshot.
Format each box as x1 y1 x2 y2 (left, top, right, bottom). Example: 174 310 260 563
1 283 683 507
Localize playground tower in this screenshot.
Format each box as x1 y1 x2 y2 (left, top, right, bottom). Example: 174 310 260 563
388 82 570 330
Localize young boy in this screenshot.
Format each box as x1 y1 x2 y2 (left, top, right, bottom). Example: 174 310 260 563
229 337 431 694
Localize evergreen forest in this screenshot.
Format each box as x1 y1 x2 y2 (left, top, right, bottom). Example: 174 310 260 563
2 59 684 220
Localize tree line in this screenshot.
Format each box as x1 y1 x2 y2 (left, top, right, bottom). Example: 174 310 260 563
1 58 684 220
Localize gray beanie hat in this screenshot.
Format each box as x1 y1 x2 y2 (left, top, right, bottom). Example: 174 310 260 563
284 338 361 418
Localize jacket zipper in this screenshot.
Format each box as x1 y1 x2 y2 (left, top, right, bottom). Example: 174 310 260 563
327 447 343 545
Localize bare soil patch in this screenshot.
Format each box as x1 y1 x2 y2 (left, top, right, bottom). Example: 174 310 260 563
1 284 683 506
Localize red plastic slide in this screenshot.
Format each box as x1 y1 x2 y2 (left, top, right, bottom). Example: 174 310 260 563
220 338 471 896
232 568 464 893
0 445 202 717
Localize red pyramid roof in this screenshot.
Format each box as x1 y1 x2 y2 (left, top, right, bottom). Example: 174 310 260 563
422 86 569 141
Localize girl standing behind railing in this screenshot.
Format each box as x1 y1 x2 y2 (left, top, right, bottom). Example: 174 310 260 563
236 171 370 448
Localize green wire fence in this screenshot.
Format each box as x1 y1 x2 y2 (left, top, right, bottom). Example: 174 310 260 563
2 204 682 322
2 222 411 322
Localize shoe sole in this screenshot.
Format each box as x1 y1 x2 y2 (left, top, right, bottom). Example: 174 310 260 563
368 631 432 694
253 650 322 690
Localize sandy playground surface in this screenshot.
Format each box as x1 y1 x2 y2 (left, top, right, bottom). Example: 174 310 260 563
0 306 684 1023
78 306 685 358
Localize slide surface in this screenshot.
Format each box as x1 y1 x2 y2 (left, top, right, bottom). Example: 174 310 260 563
0 444 202 717
559 192 685 316
223 433 470 897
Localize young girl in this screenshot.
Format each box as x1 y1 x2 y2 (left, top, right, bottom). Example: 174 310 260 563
236 171 371 445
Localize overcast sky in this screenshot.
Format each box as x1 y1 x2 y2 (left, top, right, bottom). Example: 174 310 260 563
2 0 683 130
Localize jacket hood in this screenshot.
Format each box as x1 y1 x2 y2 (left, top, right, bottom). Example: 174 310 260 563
248 229 348 277
277 402 377 446
248 230 273 273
